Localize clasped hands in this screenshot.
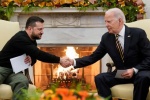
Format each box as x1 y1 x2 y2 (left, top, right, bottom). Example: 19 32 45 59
60 56 74 68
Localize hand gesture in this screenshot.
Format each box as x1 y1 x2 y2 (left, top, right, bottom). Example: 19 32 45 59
60 56 74 68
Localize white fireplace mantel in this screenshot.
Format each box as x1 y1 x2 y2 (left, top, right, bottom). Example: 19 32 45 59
10 7 110 73
10 7 107 46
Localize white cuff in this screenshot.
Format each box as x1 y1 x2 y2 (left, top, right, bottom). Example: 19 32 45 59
73 59 76 66
133 68 138 74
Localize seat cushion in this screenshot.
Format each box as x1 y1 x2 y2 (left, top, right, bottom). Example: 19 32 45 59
0 84 36 99
111 84 150 100
0 84 13 99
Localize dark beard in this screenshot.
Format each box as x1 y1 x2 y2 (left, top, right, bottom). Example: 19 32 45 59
31 32 41 40
31 34 40 40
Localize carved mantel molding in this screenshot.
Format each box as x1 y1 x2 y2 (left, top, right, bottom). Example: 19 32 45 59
10 7 105 28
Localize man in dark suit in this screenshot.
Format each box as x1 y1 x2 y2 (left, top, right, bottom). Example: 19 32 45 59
65 8 150 100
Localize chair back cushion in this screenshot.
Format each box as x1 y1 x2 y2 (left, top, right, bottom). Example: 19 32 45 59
125 19 150 40
0 20 20 50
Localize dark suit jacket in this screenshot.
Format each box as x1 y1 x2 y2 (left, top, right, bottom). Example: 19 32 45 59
75 25 150 70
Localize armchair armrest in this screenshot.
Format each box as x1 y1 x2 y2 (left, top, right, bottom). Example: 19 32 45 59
106 63 115 72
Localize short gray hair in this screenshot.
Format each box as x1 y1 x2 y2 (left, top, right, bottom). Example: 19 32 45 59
106 8 126 23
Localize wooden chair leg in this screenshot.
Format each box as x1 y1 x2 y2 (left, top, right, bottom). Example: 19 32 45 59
113 98 125 100
113 98 119 100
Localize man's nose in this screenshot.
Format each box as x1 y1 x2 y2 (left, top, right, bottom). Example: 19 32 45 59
105 23 108 27
41 30 44 34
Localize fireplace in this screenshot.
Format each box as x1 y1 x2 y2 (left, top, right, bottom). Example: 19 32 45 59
10 7 111 90
34 46 100 90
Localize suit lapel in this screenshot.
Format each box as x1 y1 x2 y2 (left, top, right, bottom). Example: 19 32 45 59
124 25 131 60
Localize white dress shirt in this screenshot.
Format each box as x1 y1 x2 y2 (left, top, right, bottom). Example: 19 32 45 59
118 25 138 74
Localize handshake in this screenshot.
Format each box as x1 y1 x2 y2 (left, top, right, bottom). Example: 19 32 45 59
59 56 74 68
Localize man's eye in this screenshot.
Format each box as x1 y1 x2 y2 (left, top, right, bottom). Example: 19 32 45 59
38 28 42 30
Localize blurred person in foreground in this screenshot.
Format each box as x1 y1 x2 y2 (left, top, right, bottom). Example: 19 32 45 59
0 16 71 100
65 8 150 100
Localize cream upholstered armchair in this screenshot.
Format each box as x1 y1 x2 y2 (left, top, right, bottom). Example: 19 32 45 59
0 20 36 100
107 19 150 100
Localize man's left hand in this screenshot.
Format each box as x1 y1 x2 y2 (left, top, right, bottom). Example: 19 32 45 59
24 55 32 65
121 68 134 79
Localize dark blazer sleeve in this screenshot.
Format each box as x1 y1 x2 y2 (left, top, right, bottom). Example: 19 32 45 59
74 35 107 68
12 34 60 63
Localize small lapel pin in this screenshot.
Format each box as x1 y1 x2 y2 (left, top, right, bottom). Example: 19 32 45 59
127 35 131 37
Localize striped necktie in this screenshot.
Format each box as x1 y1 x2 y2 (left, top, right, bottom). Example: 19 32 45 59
115 34 124 62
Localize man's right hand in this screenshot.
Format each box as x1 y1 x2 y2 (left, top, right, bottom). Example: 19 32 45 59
59 56 74 68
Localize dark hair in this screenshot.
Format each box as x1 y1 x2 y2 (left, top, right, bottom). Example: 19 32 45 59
25 16 44 29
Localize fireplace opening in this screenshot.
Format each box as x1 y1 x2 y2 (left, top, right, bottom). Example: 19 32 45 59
33 46 101 90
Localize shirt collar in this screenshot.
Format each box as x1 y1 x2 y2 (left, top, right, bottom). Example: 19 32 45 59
118 25 125 37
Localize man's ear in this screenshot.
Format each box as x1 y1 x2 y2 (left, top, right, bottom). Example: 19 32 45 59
28 26 33 31
119 18 122 23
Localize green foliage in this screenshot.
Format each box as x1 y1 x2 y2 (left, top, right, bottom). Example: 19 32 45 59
13 81 114 100
0 7 8 20
18 82 106 100
0 0 145 22
19 88 43 100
